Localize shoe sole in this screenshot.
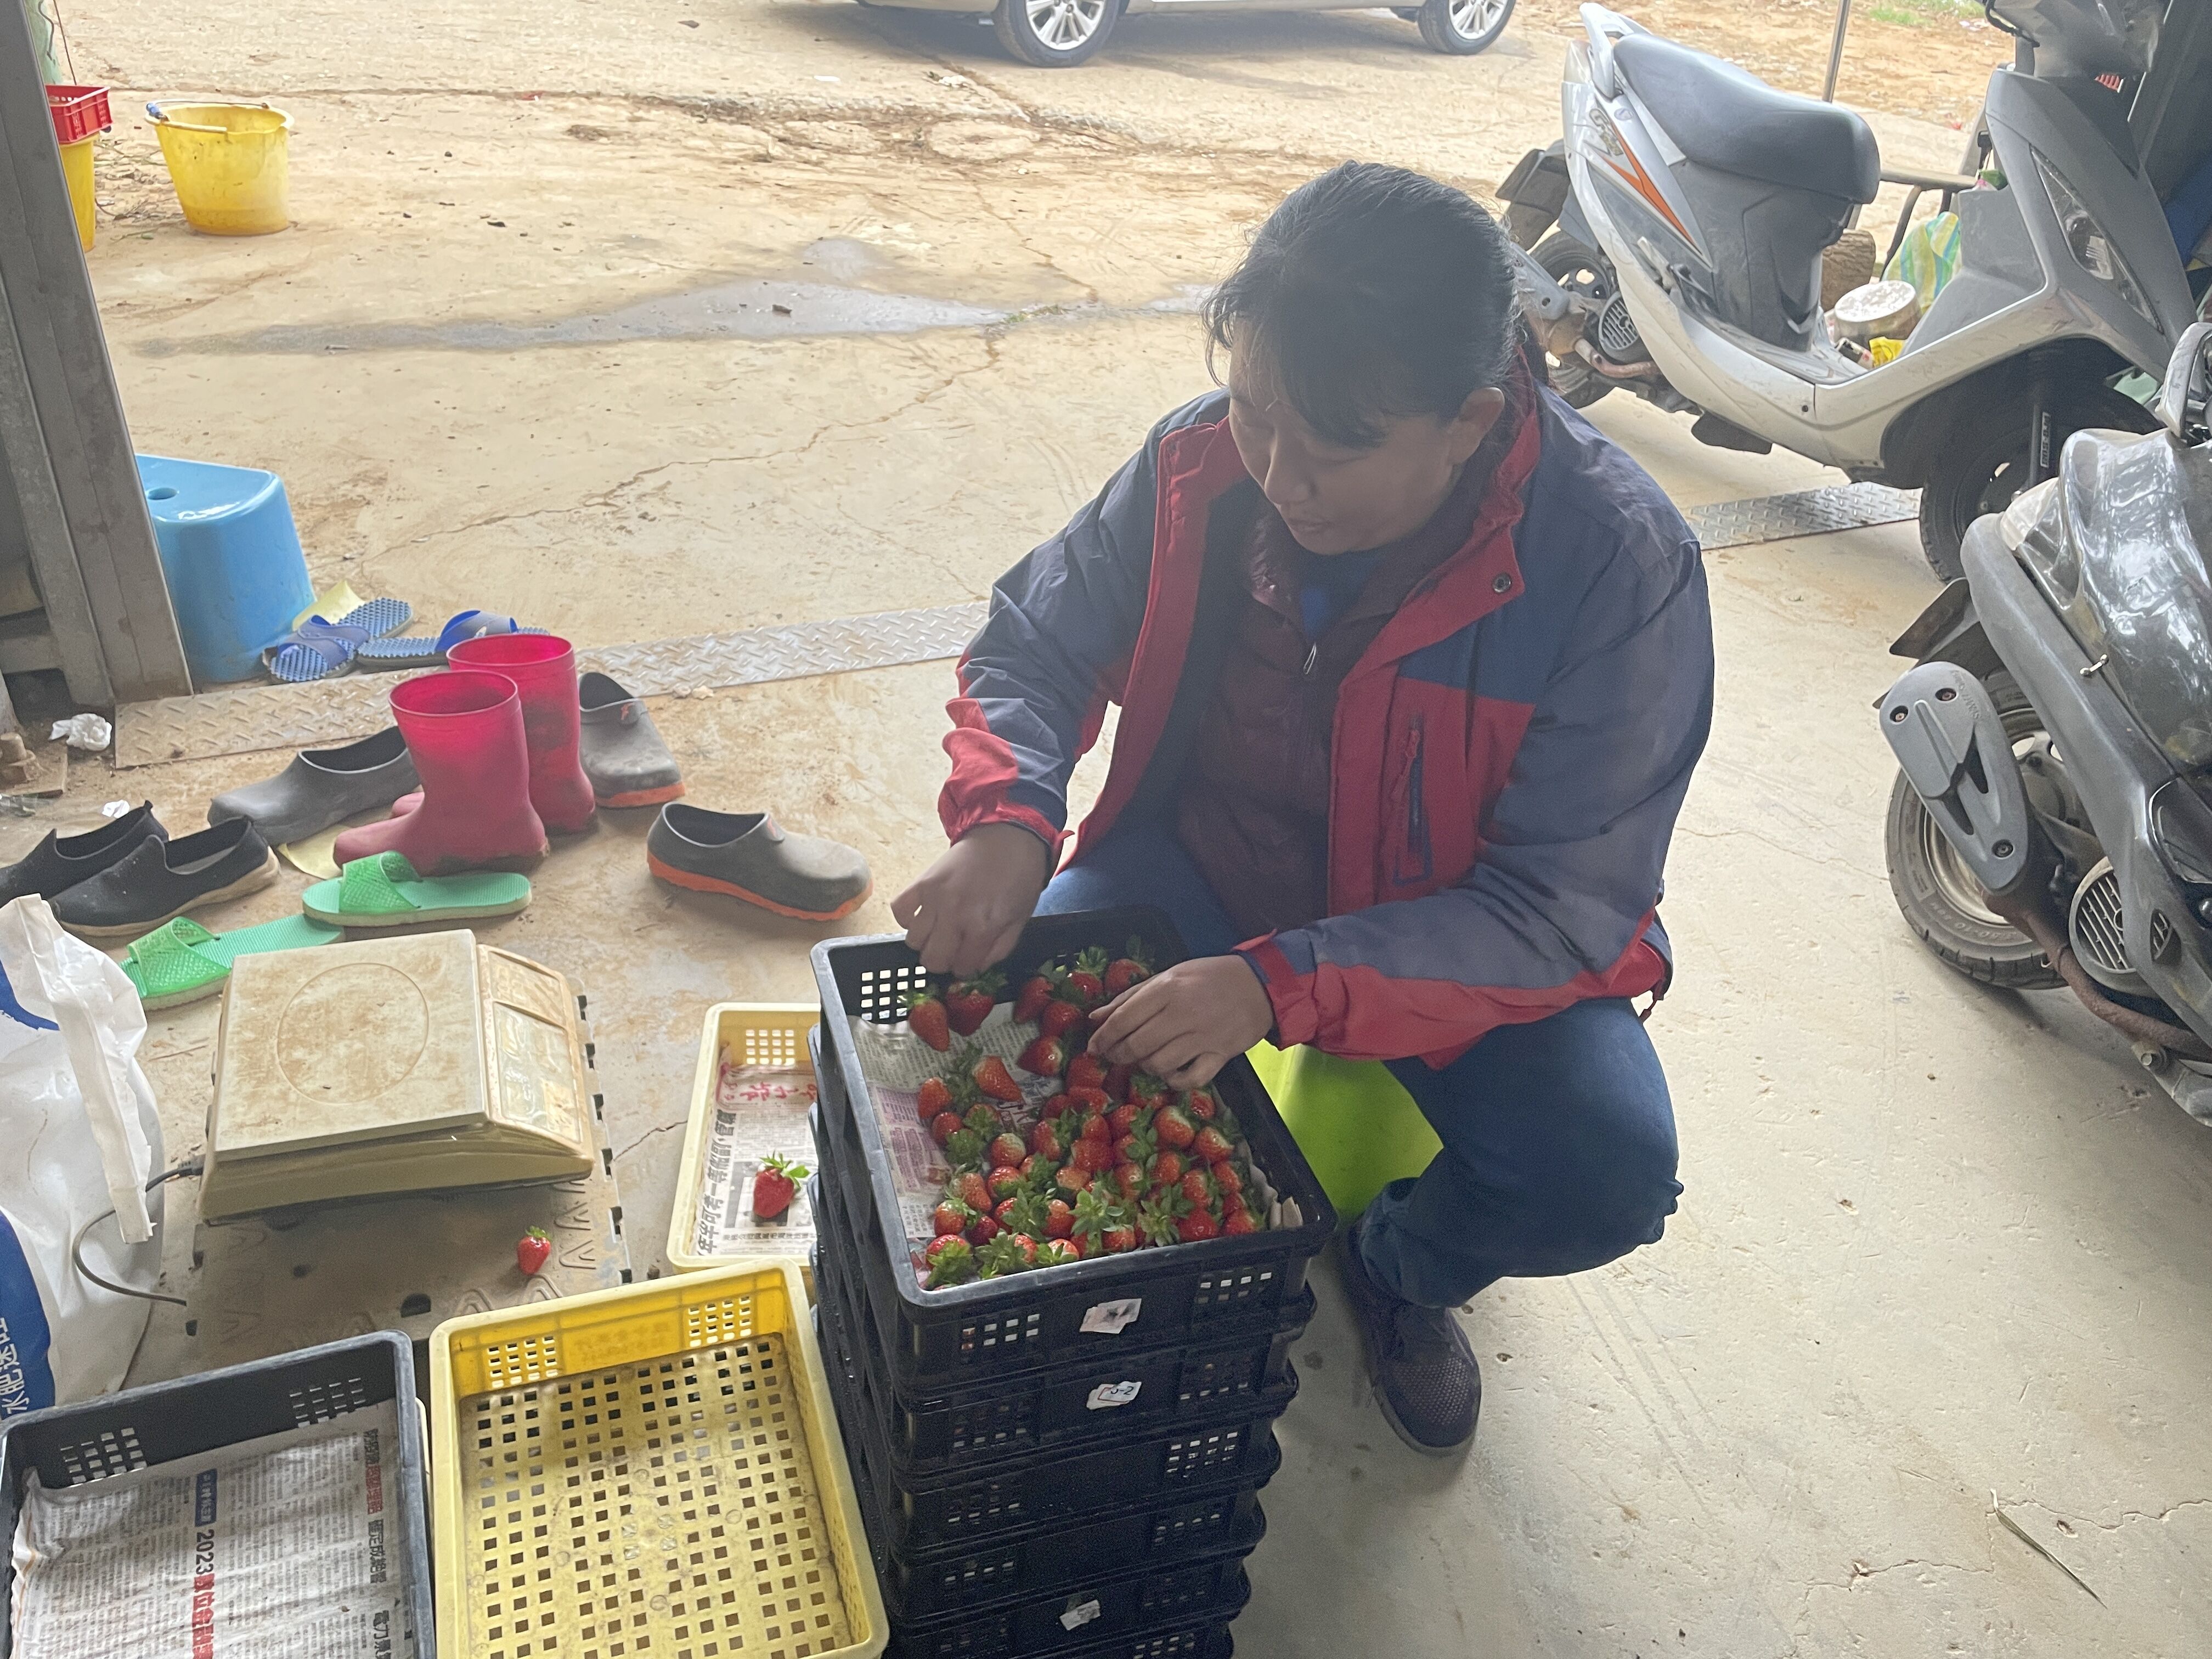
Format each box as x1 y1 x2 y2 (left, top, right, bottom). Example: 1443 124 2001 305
136 978 227 1012
1338 1227 1477 1459
646 853 872 922
598 782 685 809
302 896 533 929
65 851 283 941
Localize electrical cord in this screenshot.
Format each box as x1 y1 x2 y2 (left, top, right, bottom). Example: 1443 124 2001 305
70 1162 203 1308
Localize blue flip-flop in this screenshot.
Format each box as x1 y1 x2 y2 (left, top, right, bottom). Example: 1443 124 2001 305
355 610 534 672
262 599 413 684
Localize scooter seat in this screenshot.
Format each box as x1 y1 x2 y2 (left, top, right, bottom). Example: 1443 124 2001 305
1613 33 1880 205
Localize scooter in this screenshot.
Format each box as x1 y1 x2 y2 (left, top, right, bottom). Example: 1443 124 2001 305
1876 321 2212 1125
1497 1 2194 583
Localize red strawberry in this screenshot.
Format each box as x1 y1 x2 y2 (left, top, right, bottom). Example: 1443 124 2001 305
1103 1224 1138 1253
1183 1085 1221 1122
1035 1238 1081 1268
989 1132 1028 1168
966 1212 1002 1246
1056 1164 1094 1194
1043 1197 1076 1238
972 1054 1023 1102
1020 1152 1047 1181
964 1102 1004 1136
933 1200 972 1237
954 1171 992 1214
917 1076 956 1124
945 972 1003 1036
1072 1186 1123 1248
930 1110 964 1146
906 989 951 1052
1105 1063 1135 1102
1106 1099 1141 1136
1029 1119 1066 1161
924 1235 974 1286
1040 1000 1086 1040
1012 970 1062 1023
1066 1052 1109 1094
1113 1163 1145 1199
1211 1160 1244 1198
988 1166 1025 1201
1017 1034 1068 1078
1068 1086 1112 1115
1079 1111 1112 1144
1147 1149 1184 1188
1065 946 1108 1009
978 1231 1037 1277
944 1125 988 1167
1192 1126 1233 1164
1137 1193 1183 1246
516 1228 552 1276
1103 939 1153 997
1070 1137 1112 1174
1179 1168 1216 1210
1222 1203 1259 1236
1153 1103 1197 1150
1177 1208 1220 1243
753 1154 806 1220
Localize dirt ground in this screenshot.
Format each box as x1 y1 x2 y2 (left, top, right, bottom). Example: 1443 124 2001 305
20 0 2211 1653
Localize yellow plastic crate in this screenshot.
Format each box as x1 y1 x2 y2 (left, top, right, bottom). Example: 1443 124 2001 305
430 1262 885 1659
666 1003 821 1278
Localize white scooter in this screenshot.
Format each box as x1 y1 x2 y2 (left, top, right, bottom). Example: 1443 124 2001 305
1498 1 2196 580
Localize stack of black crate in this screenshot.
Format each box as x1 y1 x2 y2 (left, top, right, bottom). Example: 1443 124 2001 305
807 912 1338 1659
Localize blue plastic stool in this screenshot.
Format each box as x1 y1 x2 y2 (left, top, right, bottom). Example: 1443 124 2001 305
1246 1040 1441 1224
137 454 315 685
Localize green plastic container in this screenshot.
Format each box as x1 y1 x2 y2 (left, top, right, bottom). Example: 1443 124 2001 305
1245 1041 1441 1222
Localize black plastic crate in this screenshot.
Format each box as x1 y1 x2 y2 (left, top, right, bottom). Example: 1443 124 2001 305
817 1268 1291 1552
0 1333 432 1659
814 1131 1310 1477
807 908 1336 1396
882 1560 1249 1659
888 1615 1238 1659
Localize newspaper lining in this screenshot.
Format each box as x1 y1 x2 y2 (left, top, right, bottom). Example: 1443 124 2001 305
10 1400 414 1659
688 1060 819 1259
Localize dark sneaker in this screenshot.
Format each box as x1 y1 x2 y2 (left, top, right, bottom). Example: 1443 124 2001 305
646 804 870 922
1338 1213 1481 1455
51 816 279 939
206 726 419 845
0 803 168 903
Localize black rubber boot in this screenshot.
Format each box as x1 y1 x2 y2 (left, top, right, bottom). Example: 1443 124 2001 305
1338 1212 1481 1455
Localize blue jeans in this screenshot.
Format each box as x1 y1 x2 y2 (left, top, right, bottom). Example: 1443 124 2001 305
1039 825 1682 1307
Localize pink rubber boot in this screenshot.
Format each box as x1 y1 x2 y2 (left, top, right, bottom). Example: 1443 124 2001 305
448 634 597 834
334 672 548 873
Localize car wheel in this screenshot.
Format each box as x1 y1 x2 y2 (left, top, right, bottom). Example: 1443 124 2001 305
994 0 1118 65
1417 0 1513 54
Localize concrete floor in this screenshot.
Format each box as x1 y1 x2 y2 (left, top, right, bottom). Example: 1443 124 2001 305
26 0 2212 1651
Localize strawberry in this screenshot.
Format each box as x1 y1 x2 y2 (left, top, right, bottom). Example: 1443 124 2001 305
1222 1202 1260 1236
1192 1125 1233 1164
1000 1190 1048 1238
1068 1086 1112 1115
1103 1223 1138 1253
1107 1099 1141 1137
1065 946 1109 1009
953 1171 992 1214
1066 1052 1109 1094
917 1076 955 1124
1179 1167 1216 1211
1070 1137 1112 1175
1136 1193 1183 1247
1153 1102 1197 1150
1043 1198 1075 1239
1012 969 1063 1023
1035 1238 1081 1268
1079 1111 1112 1144
930 1110 964 1146
1103 939 1153 997
989 1132 1028 1169
1040 999 1086 1040
516 1228 552 1276
1113 1162 1146 1199
1183 1085 1221 1122
1147 1149 1184 1188
752 1154 805 1220
1072 1185 1124 1248
945 972 1003 1036
964 1102 1003 1136
1017 1034 1068 1078
988 1166 1025 1201
924 1235 974 1286
1211 1160 1244 1199
972 1053 1023 1102
1026 1120 1062 1163
905 988 951 1052
978 1231 1037 1277
1177 1207 1221 1243
966 1212 1002 1246
944 1125 988 1167
933 1200 973 1237
1056 1164 1094 1194
1020 1152 1048 1181
1105 1063 1135 1102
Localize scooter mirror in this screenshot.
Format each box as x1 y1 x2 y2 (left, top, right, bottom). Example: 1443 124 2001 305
2154 320 2212 442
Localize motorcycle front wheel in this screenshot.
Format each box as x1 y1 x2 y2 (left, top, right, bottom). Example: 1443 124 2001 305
1883 673 2064 989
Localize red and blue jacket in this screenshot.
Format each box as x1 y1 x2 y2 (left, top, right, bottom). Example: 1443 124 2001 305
940 382 1713 1066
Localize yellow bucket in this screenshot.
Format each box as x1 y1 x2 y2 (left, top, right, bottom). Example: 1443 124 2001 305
148 100 290 235
58 136 93 250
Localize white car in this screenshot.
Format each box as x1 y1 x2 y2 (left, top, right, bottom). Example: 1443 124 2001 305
865 0 1514 67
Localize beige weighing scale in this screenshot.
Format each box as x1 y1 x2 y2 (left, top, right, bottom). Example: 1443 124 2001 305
179 931 633 1367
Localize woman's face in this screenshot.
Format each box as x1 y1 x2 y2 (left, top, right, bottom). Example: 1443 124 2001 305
1226 349 1506 557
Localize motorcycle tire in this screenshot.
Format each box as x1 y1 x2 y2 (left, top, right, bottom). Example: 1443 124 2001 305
1530 232 1616 410
1883 672 2065 990
1916 382 2158 583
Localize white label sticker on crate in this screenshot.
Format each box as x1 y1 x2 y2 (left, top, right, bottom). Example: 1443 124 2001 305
1060 1599 1104 1631
1080 1296 1142 1335
1086 1380 1142 1410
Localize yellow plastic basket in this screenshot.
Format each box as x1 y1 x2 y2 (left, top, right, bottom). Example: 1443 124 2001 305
666 1003 820 1277
429 1262 885 1659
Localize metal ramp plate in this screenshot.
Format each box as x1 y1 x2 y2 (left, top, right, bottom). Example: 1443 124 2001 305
1683 482 1916 550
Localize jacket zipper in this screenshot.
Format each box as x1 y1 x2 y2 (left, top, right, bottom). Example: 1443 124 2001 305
1400 718 1430 884
1302 642 1319 678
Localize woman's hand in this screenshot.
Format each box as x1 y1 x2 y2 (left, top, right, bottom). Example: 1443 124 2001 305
1088 956 1276 1090
892 823 1053 978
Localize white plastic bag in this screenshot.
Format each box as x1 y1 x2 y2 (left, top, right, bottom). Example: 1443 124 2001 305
0 895 164 1419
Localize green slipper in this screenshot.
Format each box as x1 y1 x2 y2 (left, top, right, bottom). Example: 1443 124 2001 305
122 913 344 1011
303 850 532 928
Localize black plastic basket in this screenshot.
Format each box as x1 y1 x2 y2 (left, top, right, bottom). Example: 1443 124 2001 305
0 1333 432 1659
808 909 1334 1392
817 1266 1291 1551
889 1615 1238 1659
814 1133 1310 1477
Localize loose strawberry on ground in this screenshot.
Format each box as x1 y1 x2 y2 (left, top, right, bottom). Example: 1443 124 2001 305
753 1154 806 1220
905 989 951 1052
945 972 1003 1036
1017 1034 1068 1077
516 1228 552 1276
972 1053 1024 1102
